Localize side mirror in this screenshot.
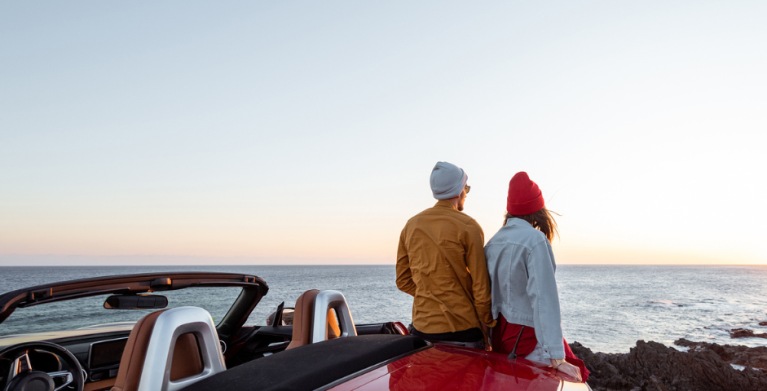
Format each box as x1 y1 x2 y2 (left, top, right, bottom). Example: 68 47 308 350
267 302 295 326
104 294 169 309
280 308 295 325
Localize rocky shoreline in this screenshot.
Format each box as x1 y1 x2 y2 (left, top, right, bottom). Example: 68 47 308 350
571 335 767 390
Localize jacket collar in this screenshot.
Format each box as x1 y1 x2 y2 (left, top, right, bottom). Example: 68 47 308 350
434 199 458 210
505 217 533 229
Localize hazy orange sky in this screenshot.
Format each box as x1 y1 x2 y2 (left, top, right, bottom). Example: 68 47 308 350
2 1 765 266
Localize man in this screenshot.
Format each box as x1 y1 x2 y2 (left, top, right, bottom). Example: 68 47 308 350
396 161 495 348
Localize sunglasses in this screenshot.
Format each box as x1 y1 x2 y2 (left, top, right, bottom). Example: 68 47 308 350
464 185 471 194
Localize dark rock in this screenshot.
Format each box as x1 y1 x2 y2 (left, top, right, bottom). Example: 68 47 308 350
675 338 767 371
570 340 767 391
729 328 767 339
759 321 767 327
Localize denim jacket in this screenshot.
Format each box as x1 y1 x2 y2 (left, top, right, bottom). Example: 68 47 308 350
484 218 565 360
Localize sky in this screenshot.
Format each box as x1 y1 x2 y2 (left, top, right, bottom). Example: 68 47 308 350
1 1 765 266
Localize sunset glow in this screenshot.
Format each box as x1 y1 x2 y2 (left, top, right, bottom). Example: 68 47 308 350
1 1 765 266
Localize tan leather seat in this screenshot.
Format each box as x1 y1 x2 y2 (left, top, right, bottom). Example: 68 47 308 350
286 289 355 350
170 333 204 381
327 308 341 339
112 310 167 391
287 289 319 349
112 306 225 391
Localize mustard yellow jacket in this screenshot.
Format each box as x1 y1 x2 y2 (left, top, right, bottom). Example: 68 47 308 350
396 200 495 334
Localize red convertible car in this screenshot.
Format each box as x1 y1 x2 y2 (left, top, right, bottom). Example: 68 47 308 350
0 272 590 390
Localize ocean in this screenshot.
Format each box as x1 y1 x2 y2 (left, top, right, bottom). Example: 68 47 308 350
1 265 766 354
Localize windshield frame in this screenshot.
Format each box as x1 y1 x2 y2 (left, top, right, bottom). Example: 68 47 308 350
0 272 269 340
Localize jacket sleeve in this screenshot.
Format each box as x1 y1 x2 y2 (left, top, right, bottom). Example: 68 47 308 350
396 228 416 296
525 240 565 359
466 222 496 327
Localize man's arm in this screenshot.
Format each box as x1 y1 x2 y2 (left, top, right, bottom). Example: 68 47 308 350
466 223 496 327
396 229 416 296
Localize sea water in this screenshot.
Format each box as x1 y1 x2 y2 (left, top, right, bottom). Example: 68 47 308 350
1 265 766 353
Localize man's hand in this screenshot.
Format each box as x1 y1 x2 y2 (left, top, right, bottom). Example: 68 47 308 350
481 323 492 351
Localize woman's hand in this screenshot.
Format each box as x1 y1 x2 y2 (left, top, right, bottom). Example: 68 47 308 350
550 359 582 382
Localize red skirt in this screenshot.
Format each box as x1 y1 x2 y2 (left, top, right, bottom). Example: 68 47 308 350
491 314 590 382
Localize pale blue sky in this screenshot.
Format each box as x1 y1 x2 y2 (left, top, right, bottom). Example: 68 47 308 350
2 1 765 265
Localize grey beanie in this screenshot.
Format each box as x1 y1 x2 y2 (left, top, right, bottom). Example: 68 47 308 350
430 161 468 200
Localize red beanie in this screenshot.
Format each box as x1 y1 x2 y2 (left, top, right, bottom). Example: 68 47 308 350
507 172 544 216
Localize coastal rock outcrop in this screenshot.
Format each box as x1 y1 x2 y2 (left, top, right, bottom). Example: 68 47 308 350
570 340 767 391
675 338 767 371
729 328 767 339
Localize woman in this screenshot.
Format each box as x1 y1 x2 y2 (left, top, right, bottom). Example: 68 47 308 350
484 172 588 382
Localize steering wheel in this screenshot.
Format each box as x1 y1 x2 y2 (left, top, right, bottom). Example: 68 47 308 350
0 341 84 391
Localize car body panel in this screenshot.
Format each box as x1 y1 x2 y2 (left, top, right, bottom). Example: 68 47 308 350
328 344 589 391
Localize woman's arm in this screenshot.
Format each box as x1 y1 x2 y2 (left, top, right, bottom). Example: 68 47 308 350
525 239 565 359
